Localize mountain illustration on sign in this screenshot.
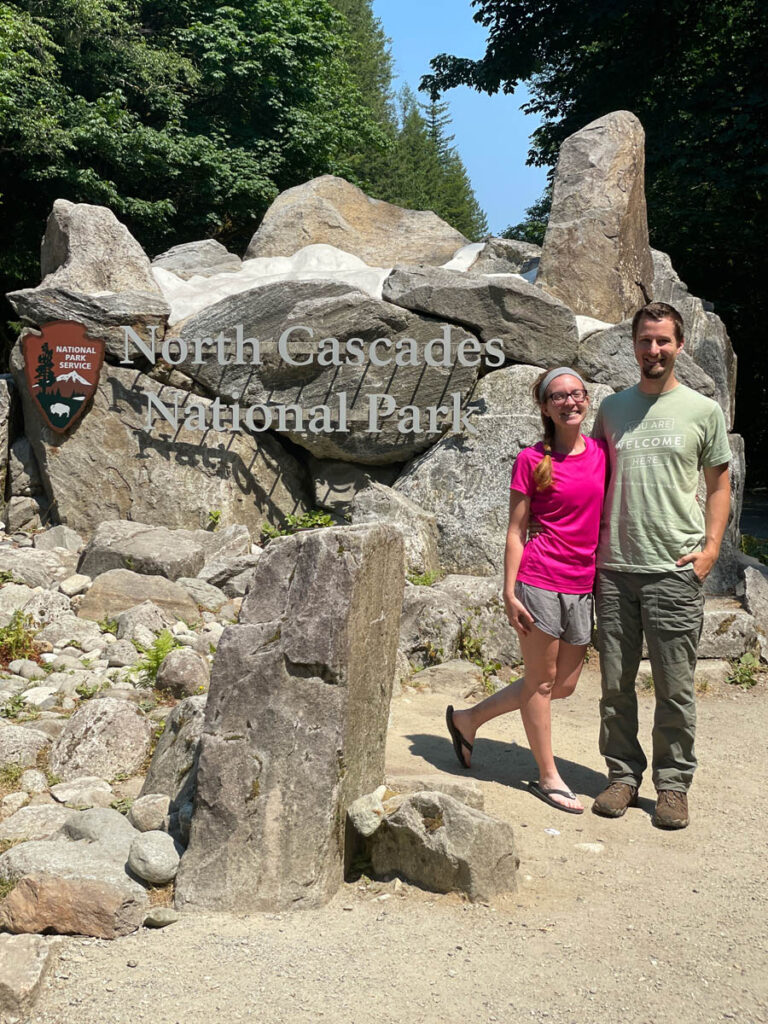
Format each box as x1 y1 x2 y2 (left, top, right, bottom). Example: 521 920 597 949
56 369 91 386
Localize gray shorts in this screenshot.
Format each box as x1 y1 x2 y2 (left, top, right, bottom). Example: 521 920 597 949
514 580 593 646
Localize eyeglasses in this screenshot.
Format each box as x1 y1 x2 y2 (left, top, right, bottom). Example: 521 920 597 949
546 389 587 405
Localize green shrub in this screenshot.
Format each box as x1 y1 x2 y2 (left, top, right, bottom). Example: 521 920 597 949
0 693 32 720
0 611 37 663
135 630 181 685
406 569 443 586
0 763 24 789
261 509 334 541
726 652 761 689
456 614 502 695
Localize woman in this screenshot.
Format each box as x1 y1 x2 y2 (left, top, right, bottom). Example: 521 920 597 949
446 367 608 814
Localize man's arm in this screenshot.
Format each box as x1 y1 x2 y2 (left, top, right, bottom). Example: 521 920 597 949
676 463 730 581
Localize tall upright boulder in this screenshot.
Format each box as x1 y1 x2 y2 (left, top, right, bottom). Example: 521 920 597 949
174 523 405 912
40 199 160 295
245 175 468 266
538 111 653 323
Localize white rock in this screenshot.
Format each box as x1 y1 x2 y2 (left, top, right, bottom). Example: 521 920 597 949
50 777 113 808
128 793 171 833
59 573 91 597
18 686 58 709
1 792 29 817
128 830 180 885
347 786 387 837
0 804 71 842
19 769 48 795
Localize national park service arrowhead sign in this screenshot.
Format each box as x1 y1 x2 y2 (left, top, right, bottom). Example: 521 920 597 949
22 321 105 434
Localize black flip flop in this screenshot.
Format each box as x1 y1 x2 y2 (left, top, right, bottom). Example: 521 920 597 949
446 705 472 769
528 780 584 814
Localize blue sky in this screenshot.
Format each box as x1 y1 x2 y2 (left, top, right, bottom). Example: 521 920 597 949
370 0 549 235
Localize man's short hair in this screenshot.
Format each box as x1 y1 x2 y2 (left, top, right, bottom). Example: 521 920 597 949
631 302 684 343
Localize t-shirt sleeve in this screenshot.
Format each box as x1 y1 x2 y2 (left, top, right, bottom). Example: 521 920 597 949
700 404 731 468
510 448 536 495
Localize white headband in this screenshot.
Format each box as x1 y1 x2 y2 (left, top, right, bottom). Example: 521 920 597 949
538 367 587 402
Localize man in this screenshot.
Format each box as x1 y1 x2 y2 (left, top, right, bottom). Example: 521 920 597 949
591 301 731 829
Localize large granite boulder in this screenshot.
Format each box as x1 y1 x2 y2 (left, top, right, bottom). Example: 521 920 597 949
383 265 579 367
245 175 467 266
48 697 154 781
465 237 541 277
0 547 75 589
698 600 757 658
651 249 737 426
400 575 520 669
368 791 518 901
175 523 405 912
395 365 613 575
40 199 160 295
0 874 145 940
159 280 479 464
77 569 201 625
7 287 170 363
10 347 310 538
538 111 653 322
351 482 440 576
78 520 250 581
152 240 242 280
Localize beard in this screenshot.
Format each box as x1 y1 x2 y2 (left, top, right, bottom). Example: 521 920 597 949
641 361 666 378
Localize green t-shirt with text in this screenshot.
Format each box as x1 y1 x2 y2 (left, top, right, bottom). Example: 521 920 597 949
593 384 731 573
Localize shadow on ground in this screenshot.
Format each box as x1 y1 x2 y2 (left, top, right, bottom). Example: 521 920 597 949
403 732 608 797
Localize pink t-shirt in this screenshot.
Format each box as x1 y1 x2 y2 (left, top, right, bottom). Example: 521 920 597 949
509 437 608 594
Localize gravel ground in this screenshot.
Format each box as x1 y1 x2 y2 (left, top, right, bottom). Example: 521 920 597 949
30 667 768 1024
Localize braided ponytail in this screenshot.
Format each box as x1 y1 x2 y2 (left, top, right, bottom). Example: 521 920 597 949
531 372 556 491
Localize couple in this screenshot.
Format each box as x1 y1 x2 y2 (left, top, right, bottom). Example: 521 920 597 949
446 301 731 829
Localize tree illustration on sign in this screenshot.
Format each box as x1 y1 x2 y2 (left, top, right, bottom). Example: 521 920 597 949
35 342 55 394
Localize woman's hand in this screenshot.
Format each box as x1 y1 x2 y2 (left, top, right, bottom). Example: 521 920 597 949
503 591 535 636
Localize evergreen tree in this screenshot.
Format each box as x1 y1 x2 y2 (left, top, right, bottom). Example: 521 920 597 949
35 343 55 394
326 0 397 191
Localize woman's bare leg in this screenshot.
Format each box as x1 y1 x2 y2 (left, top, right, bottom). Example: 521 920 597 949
450 630 586 800
519 632 586 810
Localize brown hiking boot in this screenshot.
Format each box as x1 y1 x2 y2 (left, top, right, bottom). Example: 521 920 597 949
592 781 639 818
652 790 689 829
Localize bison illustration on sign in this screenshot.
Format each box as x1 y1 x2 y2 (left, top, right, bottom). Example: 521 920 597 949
22 321 105 434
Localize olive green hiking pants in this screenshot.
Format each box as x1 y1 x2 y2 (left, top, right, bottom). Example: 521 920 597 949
596 569 704 792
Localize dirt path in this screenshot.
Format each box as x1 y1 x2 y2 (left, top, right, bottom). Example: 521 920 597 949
31 668 768 1024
